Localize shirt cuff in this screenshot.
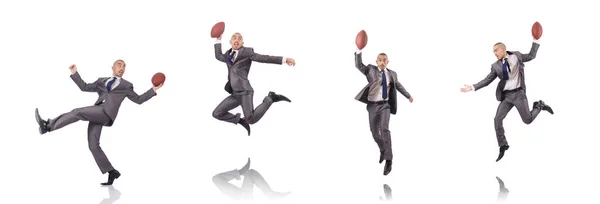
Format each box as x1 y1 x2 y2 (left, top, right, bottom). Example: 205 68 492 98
282 57 287 64
471 85 476 91
533 39 540 44
215 40 221 44
355 50 362 54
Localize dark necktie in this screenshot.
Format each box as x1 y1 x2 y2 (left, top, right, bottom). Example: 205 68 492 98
381 70 388 100
106 77 116 91
228 51 236 64
502 58 511 80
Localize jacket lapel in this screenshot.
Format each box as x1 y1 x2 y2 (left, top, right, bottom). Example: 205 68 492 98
232 47 247 65
494 60 504 80
388 69 397 88
225 47 246 66
99 77 110 91
113 79 124 90
225 49 233 65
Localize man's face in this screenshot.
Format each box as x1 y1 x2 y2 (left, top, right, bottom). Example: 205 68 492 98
112 60 126 77
494 44 506 60
229 33 244 50
376 55 389 69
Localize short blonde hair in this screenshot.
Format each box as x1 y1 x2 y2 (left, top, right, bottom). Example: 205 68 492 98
231 32 243 39
494 42 506 50
113 59 125 67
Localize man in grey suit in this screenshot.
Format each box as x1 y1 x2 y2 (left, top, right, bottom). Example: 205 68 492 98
34 60 163 185
355 49 414 176
212 32 296 135
460 39 553 162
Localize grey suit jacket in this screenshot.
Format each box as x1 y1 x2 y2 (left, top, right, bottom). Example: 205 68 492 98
214 43 284 94
354 53 411 115
473 42 539 101
70 72 156 126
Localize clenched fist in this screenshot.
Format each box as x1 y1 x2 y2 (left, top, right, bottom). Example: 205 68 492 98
69 64 77 74
286 58 296 66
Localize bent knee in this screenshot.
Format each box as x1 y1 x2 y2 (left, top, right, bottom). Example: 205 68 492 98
71 107 83 114
212 110 222 119
246 118 258 125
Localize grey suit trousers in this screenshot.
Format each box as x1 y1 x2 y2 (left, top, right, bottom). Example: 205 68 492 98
212 91 274 125
48 105 115 174
367 102 393 160
494 89 541 147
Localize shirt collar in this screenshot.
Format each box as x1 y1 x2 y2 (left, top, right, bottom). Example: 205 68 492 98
503 54 515 62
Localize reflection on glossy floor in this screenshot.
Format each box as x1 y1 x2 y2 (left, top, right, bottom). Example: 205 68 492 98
212 158 291 201
2 153 600 203
98 186 121 204
496 176 509 202
379 184 393 201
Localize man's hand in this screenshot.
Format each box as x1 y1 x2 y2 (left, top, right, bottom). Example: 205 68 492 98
286 58 296 66
409 97 414 103
217 35 221 40
69 64 77 74
460 84 473 93
152 83 163 91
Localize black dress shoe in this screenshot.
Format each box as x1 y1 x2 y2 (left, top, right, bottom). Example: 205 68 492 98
383 160 392 176
268 92 291 103
35 108 49 134
496 145 510 162
238 118 251 136
537 100 554 114
101 170 121 186
379 151 384 164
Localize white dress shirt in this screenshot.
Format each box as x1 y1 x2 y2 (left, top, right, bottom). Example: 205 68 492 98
502 54 520 90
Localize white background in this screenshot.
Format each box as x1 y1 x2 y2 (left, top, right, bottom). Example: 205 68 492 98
1 0 598 203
